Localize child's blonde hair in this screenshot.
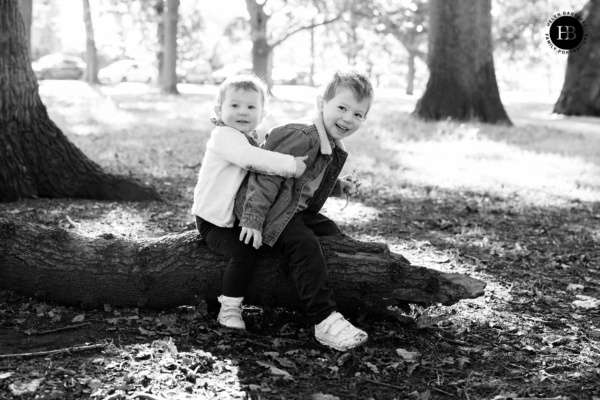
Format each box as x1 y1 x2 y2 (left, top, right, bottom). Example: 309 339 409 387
215 74 269 107
322 70 374 113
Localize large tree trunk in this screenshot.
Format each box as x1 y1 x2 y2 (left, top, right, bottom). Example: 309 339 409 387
161 0 179 94
18 0 32 55
82 0 99 84
413 0 511 125
553 1 600 116
0 0 160 202
0 217 486 318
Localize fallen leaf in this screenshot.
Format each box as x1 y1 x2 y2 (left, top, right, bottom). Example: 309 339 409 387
396 348 420 362
366 362 379 374
457 357 470 368
0 372 13 380
72 314 85 323
152 337 178 356
566 283 584 292
406 362 419 375
9 379 43 396
311 394 340 400
256 360 293 379
572 295 600 309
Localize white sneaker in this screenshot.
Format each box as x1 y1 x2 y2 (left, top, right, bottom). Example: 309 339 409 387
217 295 245 330
315 311 368 351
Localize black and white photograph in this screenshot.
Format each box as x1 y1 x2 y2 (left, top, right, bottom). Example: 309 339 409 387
1 0 599 398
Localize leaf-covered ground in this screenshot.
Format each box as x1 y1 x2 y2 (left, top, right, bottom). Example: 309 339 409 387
1 82 600 399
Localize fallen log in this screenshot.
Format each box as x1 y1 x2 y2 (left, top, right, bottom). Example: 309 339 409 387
0 217 485 317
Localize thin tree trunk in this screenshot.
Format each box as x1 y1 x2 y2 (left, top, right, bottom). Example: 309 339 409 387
553 1 600 116
0 217 486 316
413 0 511 124
246 0 273 86
161 0 179 94
406 51 416 95
156 0 165 86
82 0 99 84
0 1 160 202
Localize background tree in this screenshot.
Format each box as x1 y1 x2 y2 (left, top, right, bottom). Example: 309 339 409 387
553 0 600 116
413 0 511 124
155 0 165 84
349 0 428 94
0 0 160 202
82 0 99 84
161 0 179 94
245 0 341 87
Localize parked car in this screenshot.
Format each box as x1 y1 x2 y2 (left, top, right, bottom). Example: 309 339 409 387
32 54 85 80
178 61 213 84
98 60 157 84
211 63 253 85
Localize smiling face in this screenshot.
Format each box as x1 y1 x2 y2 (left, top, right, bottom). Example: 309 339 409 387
317 87 371 141
215 87 265 134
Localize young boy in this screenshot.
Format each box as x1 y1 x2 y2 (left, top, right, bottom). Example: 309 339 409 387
234 70 374 351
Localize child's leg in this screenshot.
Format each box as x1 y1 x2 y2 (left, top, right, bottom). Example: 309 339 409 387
196 216 256 297
271 214 337 324
274 212 367 351
300 212 342 237
196 216 256 329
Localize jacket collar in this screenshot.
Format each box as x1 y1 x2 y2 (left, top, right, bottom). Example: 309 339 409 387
312 112 346 155
210 117 259 145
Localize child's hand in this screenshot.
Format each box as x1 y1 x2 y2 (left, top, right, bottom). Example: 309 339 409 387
293 155 308 178
240 227 262 249
341 169 360 197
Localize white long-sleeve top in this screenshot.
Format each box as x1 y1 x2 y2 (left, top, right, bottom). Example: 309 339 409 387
191 125 296 227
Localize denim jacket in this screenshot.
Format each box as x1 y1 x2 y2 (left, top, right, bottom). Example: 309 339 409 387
234 114 347 246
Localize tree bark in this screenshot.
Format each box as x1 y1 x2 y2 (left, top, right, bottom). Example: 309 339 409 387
413 0 511 125
18 0 32 55
161 0 179 94
82 0 99 84
553 1 600 116
0 217 486 318
0 0 160 202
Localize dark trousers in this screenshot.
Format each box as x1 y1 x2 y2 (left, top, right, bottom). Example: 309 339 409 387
196 216 257 297
272 211 341 324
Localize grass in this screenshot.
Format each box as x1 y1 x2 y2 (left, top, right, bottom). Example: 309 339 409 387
41 81 600 210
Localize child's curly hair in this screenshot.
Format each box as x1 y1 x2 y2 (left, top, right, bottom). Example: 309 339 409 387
215 74 269 107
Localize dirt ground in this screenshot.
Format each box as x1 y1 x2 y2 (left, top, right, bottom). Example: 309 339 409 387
1 180 599 399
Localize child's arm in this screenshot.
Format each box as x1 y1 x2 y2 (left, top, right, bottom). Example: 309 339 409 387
212 126 300 178
240 127 310 232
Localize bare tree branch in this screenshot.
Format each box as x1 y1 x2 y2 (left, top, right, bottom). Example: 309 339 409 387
271 15 342 48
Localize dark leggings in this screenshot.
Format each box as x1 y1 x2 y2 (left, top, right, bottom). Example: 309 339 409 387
196 216 257 297
272 211 341 324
